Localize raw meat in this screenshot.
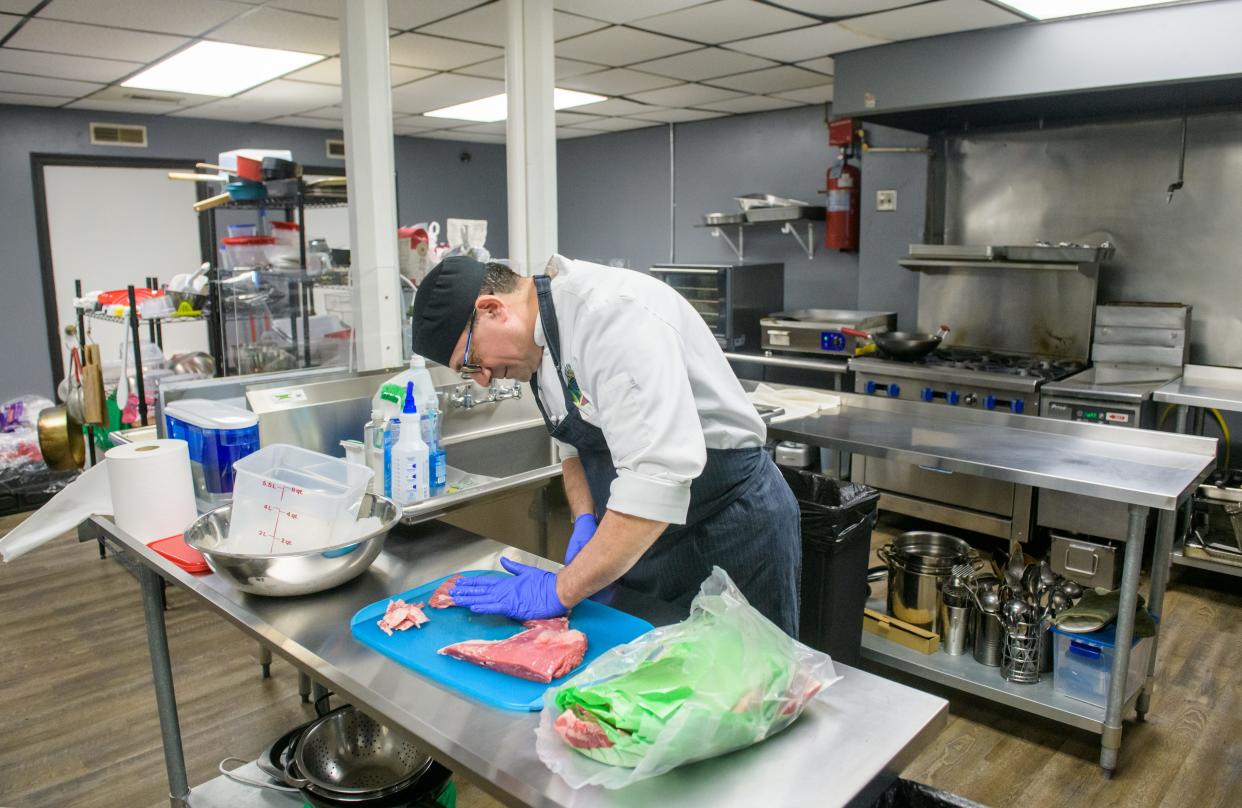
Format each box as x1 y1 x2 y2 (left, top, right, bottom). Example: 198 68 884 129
523 616 570 631
429 575 463 609
555 707 615 749
438 626 587 683
377 599 429 636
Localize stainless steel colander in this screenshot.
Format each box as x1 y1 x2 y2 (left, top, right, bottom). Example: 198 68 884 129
290 706 432 796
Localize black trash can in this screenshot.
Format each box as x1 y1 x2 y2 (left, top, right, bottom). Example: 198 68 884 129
782 467 879 666
869 777 988 808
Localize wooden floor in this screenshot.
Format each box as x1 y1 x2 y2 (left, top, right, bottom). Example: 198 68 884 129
1 511 1239 807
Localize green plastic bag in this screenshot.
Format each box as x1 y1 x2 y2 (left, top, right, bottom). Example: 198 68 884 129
536 567 841 789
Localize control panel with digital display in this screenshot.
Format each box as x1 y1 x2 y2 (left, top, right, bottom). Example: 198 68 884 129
1044 401 1135 426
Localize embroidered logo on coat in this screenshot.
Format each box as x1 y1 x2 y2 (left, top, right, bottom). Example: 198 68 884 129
565 365 590 408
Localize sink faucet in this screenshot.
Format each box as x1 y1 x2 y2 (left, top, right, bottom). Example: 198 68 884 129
450 381 522 410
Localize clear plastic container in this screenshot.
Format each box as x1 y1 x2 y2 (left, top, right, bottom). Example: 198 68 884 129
229 444 373 555
221 236 277 269
164 398 260 508
269 220 301 268
226 223 258 238
1051 619 1157 708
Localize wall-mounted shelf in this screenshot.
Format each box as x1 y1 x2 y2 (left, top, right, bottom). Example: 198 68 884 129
694 218 820 261
86 311 205 324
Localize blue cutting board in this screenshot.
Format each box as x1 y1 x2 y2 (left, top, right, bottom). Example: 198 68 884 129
350 570 654 711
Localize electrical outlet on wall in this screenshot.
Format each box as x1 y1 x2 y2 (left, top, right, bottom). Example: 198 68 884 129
876 190 897 211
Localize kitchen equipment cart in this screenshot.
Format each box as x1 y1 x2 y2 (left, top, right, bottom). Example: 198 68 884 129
769 391 1217 774
81 515 947 808
1155 364 1242 578
202 181 349 375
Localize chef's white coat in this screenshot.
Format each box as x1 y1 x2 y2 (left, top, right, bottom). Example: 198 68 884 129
533 255 766 525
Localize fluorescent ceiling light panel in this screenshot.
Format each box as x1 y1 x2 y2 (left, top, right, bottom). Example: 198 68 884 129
998 0 1189 19
122 41 324 97
425 88 607 122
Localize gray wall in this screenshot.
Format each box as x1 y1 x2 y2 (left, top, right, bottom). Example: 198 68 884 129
0 103 506 401
834 0 1242 117
559 105 863 311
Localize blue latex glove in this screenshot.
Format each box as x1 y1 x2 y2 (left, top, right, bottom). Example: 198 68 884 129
450 557 566 620
564 513 598 565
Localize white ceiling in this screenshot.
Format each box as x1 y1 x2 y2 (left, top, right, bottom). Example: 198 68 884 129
0 0 1031 143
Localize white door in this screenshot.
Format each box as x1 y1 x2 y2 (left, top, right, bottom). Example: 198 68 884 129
43 165 209 378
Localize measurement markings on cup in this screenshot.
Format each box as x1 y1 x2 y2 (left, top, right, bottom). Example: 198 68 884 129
257 479 306 553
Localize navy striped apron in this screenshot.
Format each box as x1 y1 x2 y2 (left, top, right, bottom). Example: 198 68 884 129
529 275 801 636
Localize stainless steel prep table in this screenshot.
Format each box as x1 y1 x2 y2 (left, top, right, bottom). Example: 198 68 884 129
89 516 947 808
768 392 1217 773
1154 364 1242 577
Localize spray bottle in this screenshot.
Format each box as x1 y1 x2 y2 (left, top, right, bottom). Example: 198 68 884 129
390 381 430 505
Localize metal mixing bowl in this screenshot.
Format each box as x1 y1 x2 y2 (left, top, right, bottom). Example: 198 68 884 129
184 493 400 596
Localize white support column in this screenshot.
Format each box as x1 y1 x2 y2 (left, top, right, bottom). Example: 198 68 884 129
505 0 557 276
340 0 402 369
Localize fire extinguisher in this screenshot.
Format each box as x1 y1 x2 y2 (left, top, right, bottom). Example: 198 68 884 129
825 157 860 252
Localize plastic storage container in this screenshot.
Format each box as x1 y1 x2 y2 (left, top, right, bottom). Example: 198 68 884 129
1051 619 1157 708
163 399 260 508
270 220 301 267
229 444 373 555
221 235 277 269
781 467 879 665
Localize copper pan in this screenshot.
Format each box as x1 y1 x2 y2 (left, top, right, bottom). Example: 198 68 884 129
37 405 85 471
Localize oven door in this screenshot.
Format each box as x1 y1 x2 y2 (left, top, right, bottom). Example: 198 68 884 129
651 267 730 346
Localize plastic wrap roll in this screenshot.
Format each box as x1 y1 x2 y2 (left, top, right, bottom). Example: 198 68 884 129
105 439 197 543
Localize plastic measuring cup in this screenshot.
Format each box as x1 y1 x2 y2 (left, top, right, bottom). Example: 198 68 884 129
227 444 373 555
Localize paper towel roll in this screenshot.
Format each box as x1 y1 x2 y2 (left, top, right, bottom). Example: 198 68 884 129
106 439 197 544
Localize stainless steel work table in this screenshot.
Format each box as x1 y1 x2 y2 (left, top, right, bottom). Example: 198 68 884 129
90 515 947 808
769 392 1218 773
1154 364 1242 578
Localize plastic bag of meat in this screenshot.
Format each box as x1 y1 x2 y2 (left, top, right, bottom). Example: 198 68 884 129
535 566 841 789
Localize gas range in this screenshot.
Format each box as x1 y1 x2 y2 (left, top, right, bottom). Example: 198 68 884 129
851 349 1087 414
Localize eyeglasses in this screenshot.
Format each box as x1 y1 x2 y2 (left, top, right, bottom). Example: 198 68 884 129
458 310 482 379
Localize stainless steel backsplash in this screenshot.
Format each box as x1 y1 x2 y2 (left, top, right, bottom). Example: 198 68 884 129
942 112 1242 367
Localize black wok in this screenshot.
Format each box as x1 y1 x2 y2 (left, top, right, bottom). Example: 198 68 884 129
842 325 950 361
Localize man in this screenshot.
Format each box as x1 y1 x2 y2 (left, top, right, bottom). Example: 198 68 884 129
411 254 801 636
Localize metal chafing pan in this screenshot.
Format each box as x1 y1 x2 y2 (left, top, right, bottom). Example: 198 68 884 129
745 205 826 223
1001 244 1115 263
704 212 745 225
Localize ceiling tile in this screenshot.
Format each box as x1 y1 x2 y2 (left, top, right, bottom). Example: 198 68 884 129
389 72 503 114
1 2 43 13
388 32 501 70
631 47 776 82
387 0 490 30
416 6 606 46
266 0 339 18
38 0 252 37
556 127 598 139
66 96 184 113
553 0 704 25
554 110 604 125
845 0 1022 41
628 107 726 123
728 22 887 61
570 97 652 116
772 83 834 104
265 114 343 129
416 130 506 143
282 57 433 87
629 82 743 107
454 56 606 80
555 26 697 66
557 68 678 96
0 48 142 83
455 121 508 135
83 83 213 105
207 7 340 54
630 0 816 45
0 90 70 106
697 94 802 113
773 1 920 15
569 116 661 132
707 65 828 94
0 69 101 97
392 115 448 130
230 78 341 111
299 105 340 119
797 56 835 76
170 97 284 122
0 13 18 38
8 18 190 62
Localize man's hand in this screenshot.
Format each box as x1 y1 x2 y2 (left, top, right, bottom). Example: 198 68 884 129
564 513 598 565
450 557 566 620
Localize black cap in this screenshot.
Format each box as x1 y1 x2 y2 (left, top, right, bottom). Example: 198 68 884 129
411 255 487 366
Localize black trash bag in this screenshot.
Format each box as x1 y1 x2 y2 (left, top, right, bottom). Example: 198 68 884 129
781 466 880 537
870 778 989 808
